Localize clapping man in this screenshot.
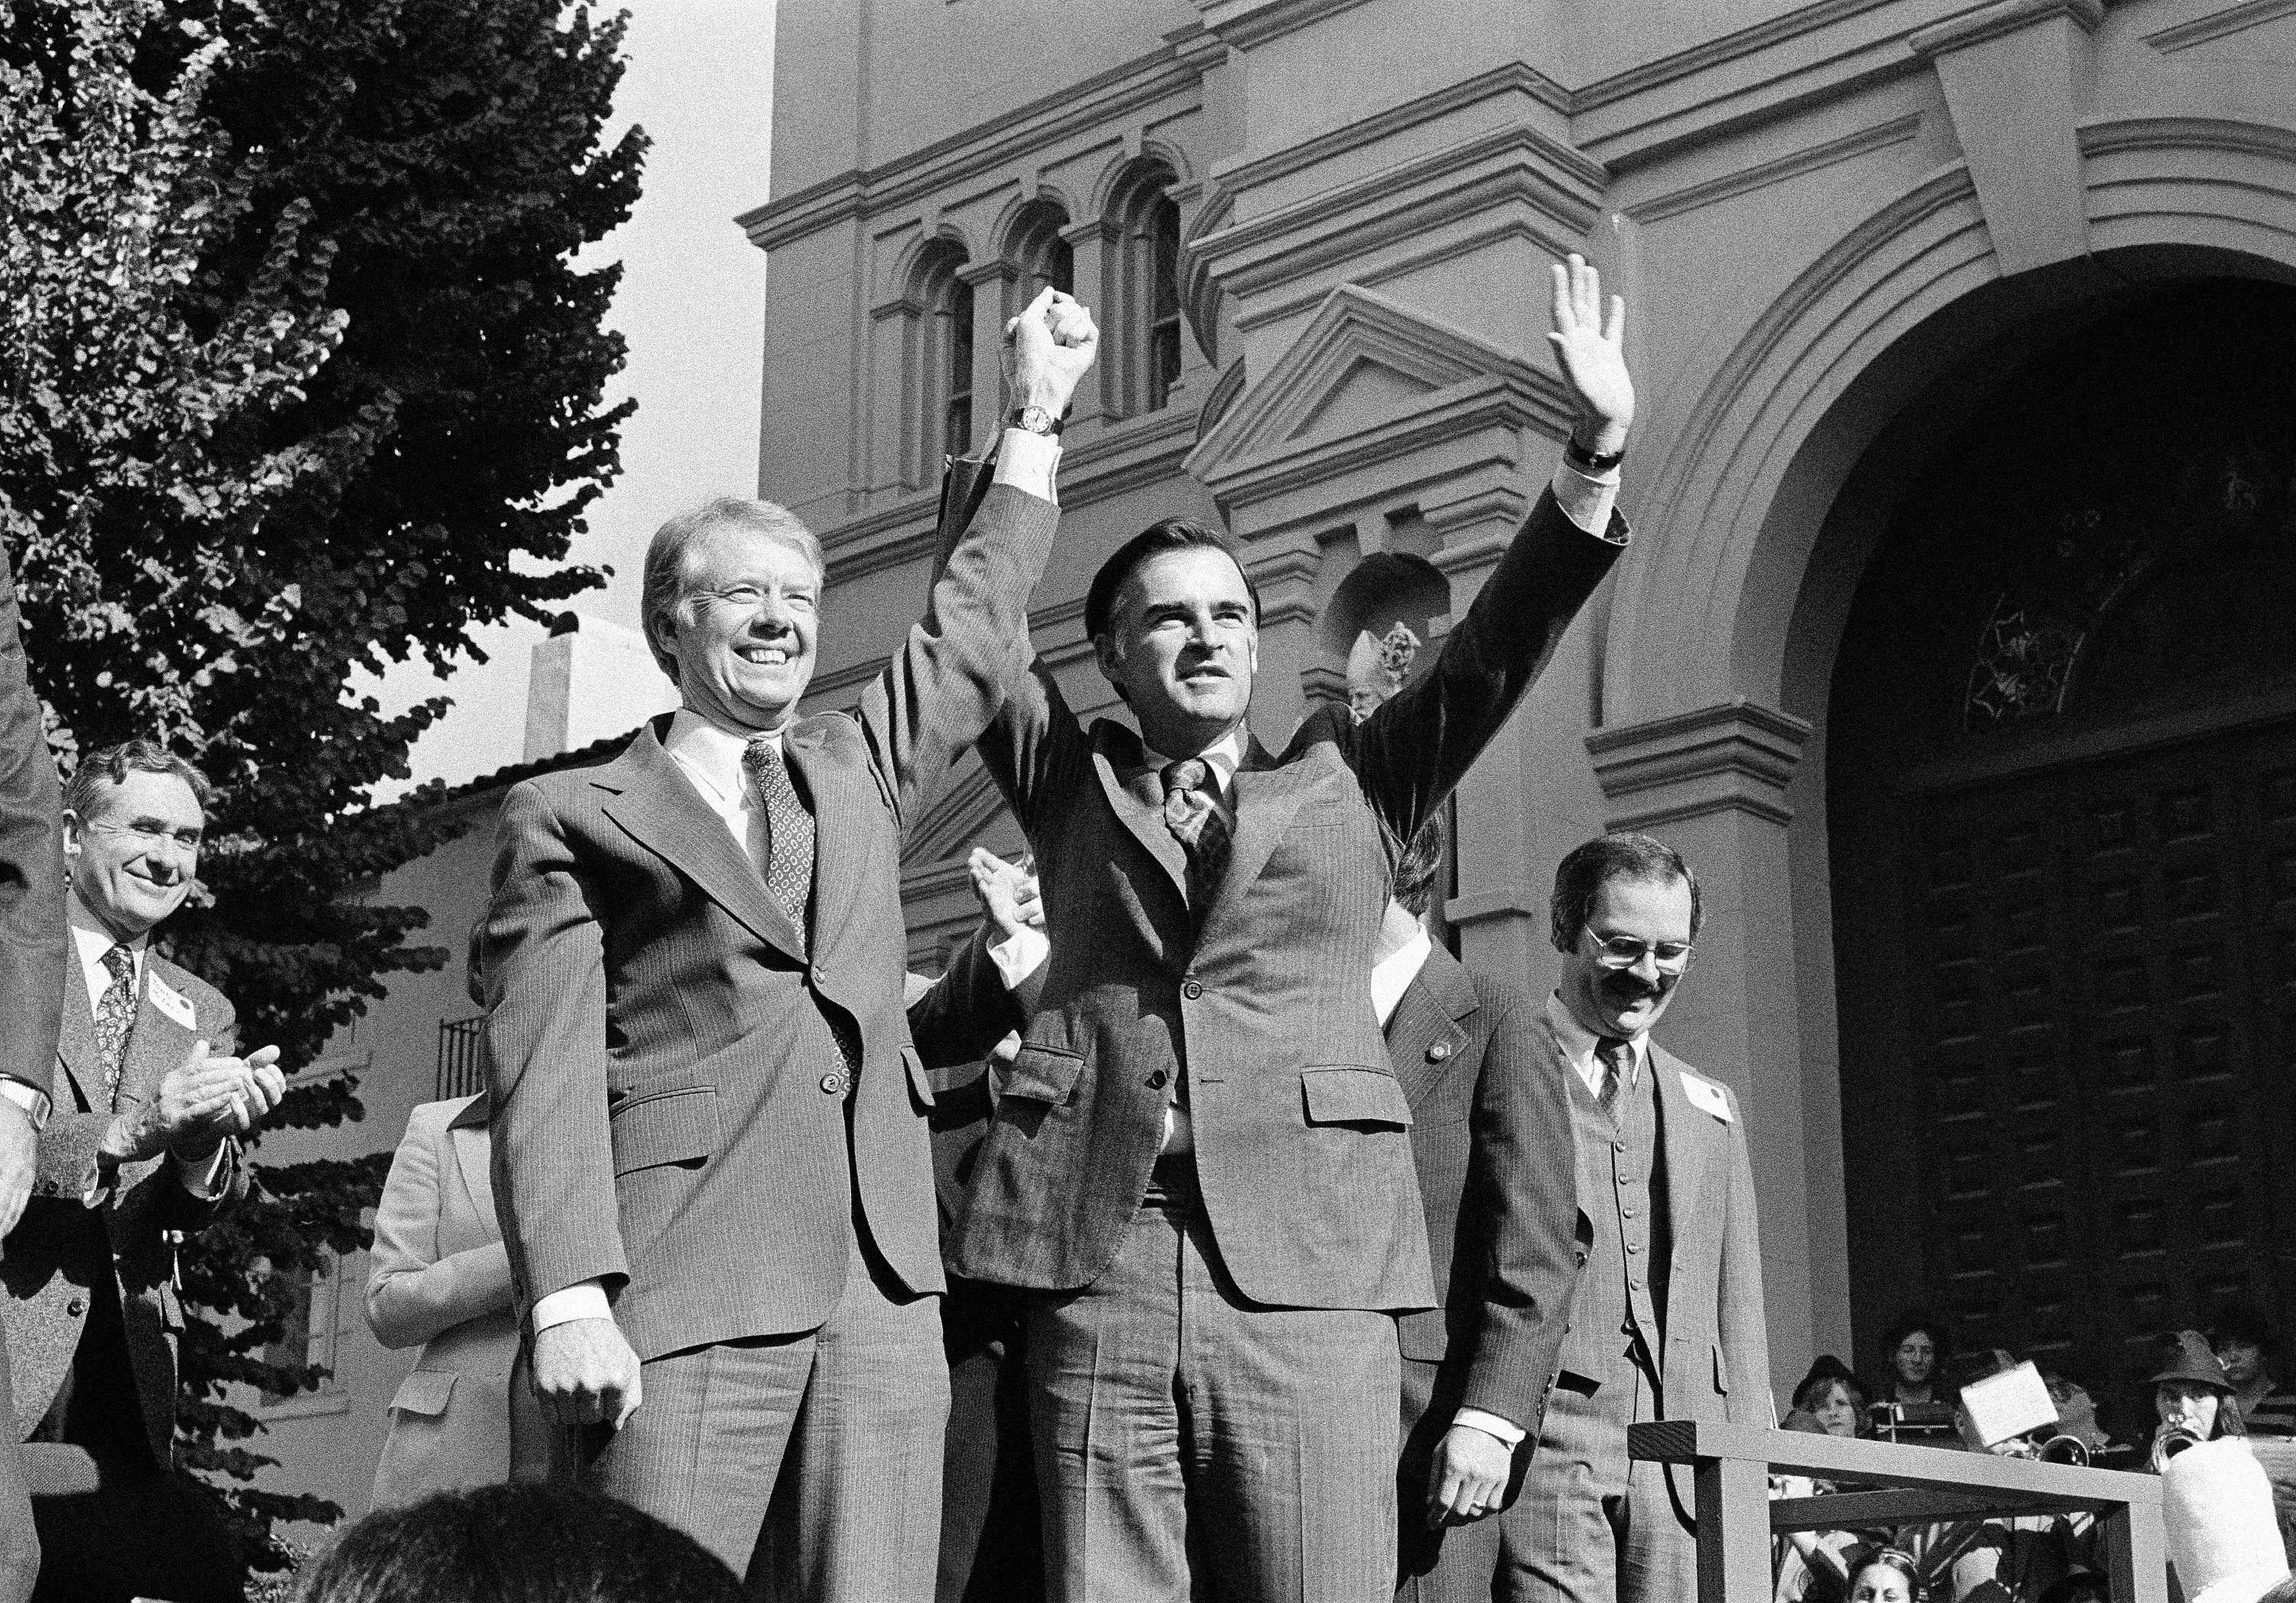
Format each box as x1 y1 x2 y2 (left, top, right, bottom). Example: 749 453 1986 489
483 288 1095 1598
8 740 282 1603
948 256 1635 1601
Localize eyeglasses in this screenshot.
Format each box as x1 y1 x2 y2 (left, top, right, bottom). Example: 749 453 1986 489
1583 929 1694 974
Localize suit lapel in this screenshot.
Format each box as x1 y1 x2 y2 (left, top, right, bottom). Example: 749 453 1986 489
782 725 872 973
1205 738 1310 920
1384 958 1477 1110
1088 726 1189 904
55 967 100 1113
599 722 807 963
446 1094 501 1242
118 958 197 1116
1652 1043 1715 1238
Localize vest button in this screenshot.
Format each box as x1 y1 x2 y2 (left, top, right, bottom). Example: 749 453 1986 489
66 1298 84 1317
1182 980 1203 1001
1428 1041 1451 1062
1626 1242 1641 1254
1146 1069 1169 1090
819 1073 846 1095
1622 1203 1635 1217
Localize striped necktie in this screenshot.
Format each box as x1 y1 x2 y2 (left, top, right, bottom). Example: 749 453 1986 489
1597 1037 1633 1113
1160 757 1231 909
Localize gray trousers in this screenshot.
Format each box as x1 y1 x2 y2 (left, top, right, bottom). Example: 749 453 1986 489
1026 1168 1399 1603
570 1231 949 1601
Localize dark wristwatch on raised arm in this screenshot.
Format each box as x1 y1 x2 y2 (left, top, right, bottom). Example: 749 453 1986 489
1008 405 1063 437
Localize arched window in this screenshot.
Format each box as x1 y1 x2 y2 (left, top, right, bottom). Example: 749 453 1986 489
1107 161 1186 417
1009 201 1074 297
914 241 973 465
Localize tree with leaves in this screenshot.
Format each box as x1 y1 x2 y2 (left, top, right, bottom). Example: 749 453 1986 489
0 0 641 1569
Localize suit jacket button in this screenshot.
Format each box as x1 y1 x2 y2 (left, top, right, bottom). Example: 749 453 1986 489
1428 1041 1452 1062
1182 981 1203 1001
810 968 827 988
66 1298 84 1317
1145 1069 1168 1090
819 1073 844 1095
37 1180 54 1197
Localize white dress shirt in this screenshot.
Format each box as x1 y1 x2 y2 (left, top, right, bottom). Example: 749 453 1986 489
66 899 230 1200
1544 990 1651 1101
534 427 1061 1336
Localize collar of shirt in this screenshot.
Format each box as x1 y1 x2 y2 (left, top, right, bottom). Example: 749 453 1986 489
67 894 146 1014
1371 926 1433 1027
665 708 781 867
1545 990 1649 1101
1140 727 1244 802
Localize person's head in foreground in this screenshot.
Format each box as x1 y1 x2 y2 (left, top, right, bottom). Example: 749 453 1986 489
294 1484 743 1603
1549 832 1700 1041
1848 1549 1926 1603
2152 1327 2244 1445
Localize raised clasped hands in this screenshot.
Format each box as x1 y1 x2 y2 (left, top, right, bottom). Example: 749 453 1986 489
1001 285 1099 419
1548 253 1632 460
108 1037 285 1165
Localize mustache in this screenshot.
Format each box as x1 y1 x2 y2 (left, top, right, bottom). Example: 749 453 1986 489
1600 971 1668 1002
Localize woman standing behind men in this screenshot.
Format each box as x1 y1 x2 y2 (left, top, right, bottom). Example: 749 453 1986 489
366 933 546 1508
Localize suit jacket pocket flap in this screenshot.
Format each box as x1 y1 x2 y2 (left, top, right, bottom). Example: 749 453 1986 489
994 1044 1085 1105
609 1087 720 1176
1300 1066 1413 1128
390 1369 458 1417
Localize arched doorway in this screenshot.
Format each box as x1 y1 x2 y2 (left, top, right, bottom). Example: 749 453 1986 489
1828 278 2296 1424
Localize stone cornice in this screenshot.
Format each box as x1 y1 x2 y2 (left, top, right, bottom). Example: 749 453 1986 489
1905 0 2101 58
1586 700 1813 831
739 47 1204 253
1196 0 1381 51
2144 0 2296 53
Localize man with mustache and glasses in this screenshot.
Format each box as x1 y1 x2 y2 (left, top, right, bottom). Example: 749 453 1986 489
1507 832 1770 1603
945 256 1636 1603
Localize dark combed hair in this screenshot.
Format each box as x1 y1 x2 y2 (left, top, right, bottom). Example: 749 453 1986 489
1547 832 1701 955
1848 1548 1929 1603
62 739 213 822
1082 516 1261 645
293 1484 743 1603
1873 1308 1949 1389
1390 815 1447 919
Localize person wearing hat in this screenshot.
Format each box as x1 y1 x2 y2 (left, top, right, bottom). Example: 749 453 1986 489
2152 1329 2248 1468
1791 1356 1870 1440
2213 1304 2296 1438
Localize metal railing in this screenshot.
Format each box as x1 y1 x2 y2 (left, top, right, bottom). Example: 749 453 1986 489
435 1015 484 1102
1629 1419 2166 1603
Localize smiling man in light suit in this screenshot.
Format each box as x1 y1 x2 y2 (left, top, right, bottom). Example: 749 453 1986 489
482 289 1095 1598
949 257 1634 1603
1508 833 1770 1603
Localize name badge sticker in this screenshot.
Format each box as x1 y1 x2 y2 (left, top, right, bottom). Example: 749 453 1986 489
1681 1072 1732 1123
146 975 196 1030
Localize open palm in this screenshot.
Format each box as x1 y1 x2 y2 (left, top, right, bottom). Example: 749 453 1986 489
1548 255 1633 455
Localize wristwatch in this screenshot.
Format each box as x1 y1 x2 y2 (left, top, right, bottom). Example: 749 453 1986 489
0 1075 51 1133
1564 436 1625 473
1008 405 1063 437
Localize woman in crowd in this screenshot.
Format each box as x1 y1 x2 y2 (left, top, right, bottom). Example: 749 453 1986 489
1793 1356 1871 1439
2148 1328 2245 1468
1775 1360 1884 1603
1874 1312 1949 1409
1847 1551 1926 1603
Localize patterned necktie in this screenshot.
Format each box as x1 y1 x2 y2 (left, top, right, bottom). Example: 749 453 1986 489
1160 758 1231 909
95 943 138 1109
742 737 816 944
1597 1037 1633 1114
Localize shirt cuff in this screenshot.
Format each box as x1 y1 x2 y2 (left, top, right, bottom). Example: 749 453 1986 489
533 1280 612 1333
993 428 1062 505
1551 457 1621 542
987 924 1049 989
174 1142 231 1200
1451 1406 1527 1448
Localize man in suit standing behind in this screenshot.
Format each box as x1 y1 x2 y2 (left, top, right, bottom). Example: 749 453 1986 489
0 537 65 1603
9 740 282 1603
483 289 1095 1598
1372 821 1580 1601
1512 833 1770 1603
950 256 1636 1602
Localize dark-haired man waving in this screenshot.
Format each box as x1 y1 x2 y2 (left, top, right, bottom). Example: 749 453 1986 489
949 257 1635 1602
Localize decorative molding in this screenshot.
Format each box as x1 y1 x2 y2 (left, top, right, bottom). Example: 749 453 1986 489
1586 700 1814 831
1905 0 2101 57
1196 0 1381 51
739 46 1205 253
1626 115 1923 224
2144 0 2296 54
1574 0 1901 115
1185 283 1572 512
2078 114 2296 165
1206 61 1574 200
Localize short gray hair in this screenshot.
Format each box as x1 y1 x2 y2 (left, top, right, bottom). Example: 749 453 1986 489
640 498 824 679
64 739 212 824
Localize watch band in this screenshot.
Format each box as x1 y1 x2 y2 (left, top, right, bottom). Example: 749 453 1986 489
1007 404 1063 438
0 1075 51 1134
1564 436 1625 473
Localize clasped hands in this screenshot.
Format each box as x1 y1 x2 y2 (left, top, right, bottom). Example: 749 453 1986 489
100 1036 285 1168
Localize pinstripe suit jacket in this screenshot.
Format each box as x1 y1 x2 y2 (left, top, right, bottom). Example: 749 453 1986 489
949 487 1623 1312
1388 945 1579 1435
5 949 245 1462
481 484 1061 1360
